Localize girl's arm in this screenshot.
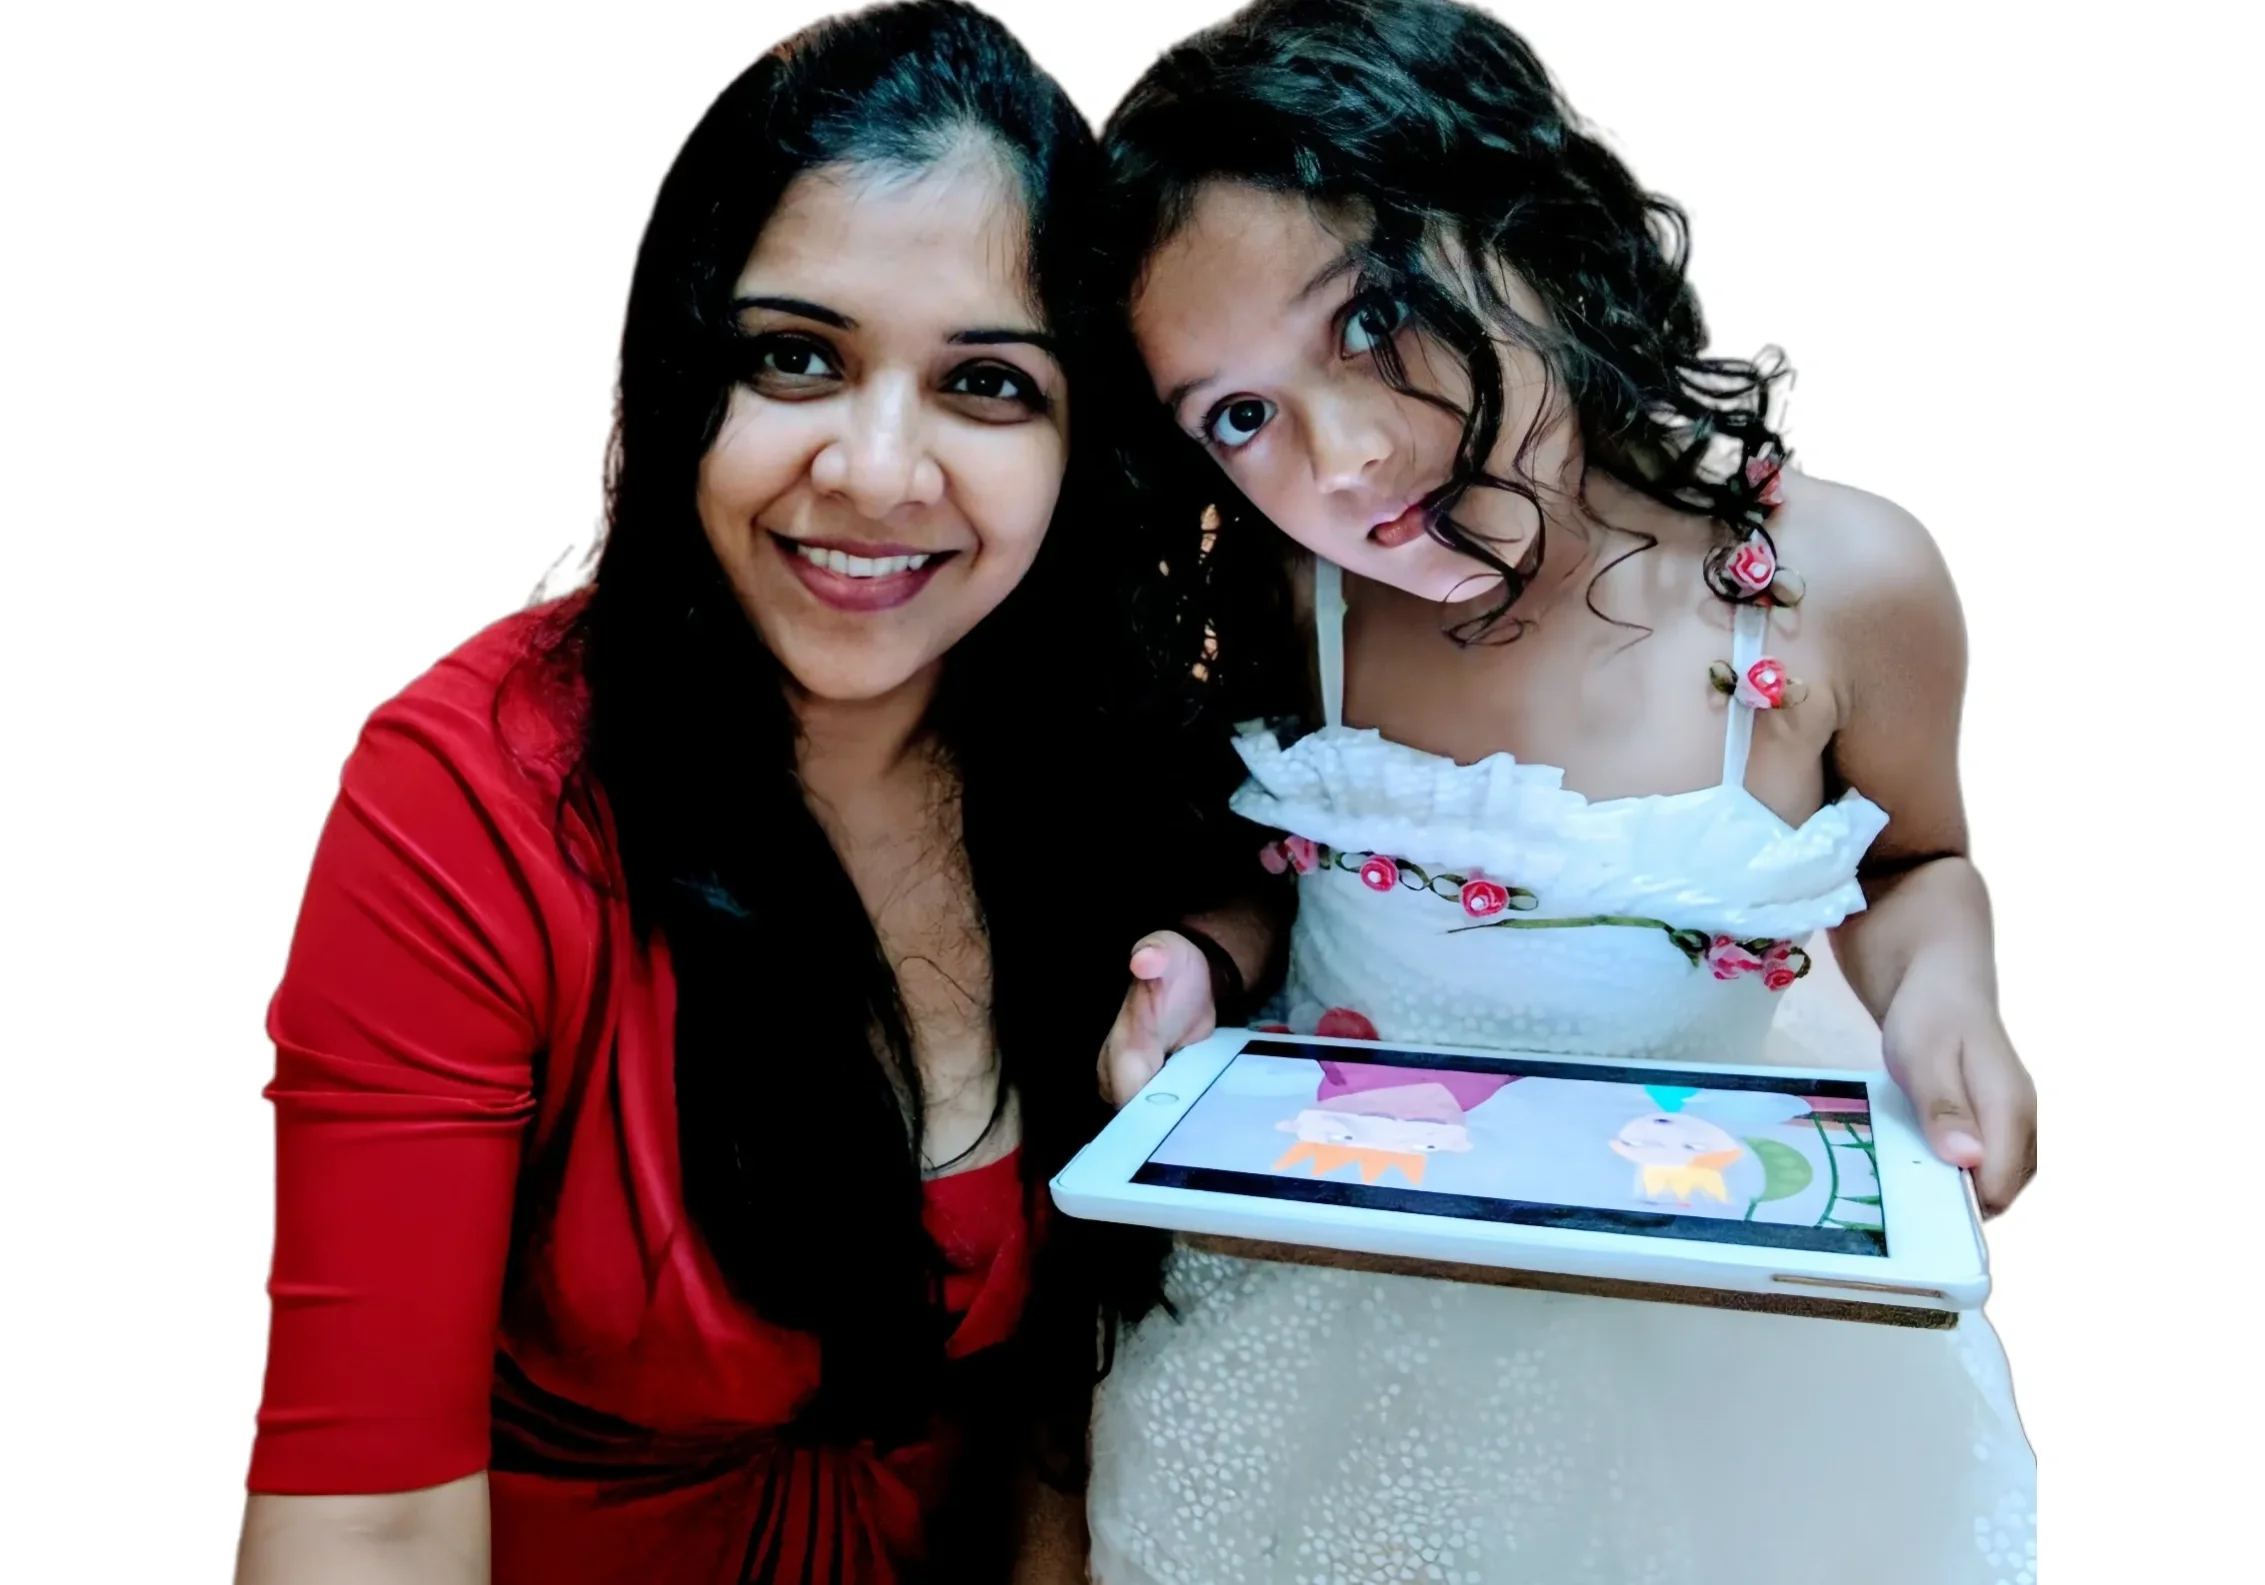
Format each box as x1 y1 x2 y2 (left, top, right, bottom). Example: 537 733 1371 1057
1816 492 2037 1214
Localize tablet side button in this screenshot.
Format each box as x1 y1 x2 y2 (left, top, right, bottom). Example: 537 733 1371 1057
1771 1274 1950 1302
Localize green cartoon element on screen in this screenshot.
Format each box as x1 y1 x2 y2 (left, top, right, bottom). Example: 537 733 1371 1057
1609 1111 1746 1205
1740 1136 1815 1221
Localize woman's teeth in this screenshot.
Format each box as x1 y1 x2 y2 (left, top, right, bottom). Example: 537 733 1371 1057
790 545 933 579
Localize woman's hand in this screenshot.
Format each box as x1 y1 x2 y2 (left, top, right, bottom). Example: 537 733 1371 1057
237 1477 489 1585
1880 982 2038 1217
1097 931 1217 1107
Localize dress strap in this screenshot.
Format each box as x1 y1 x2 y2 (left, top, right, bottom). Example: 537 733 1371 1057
1720 599 1771 791
1314 556 1347 729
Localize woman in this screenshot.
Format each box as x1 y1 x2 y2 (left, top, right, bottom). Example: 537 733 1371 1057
1085 2 2037 1581
234 6 1261 1581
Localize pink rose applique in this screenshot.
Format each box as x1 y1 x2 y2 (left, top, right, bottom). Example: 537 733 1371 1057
1359 855 1400 892
1258 841 1289 875
1705 935 1765 981
1460 877 1512 918
1761 941 1804 991
1284 835 1320 874
1736 656 1789 710
1315 1007 1380 1041
1745 456 1785 508
1723 533 1776 596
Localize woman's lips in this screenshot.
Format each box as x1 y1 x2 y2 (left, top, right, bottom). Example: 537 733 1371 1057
1369 500 1433 549
775 535 955 613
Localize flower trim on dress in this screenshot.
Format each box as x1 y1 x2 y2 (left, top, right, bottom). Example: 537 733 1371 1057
1722 532 1777 596
1745 454 1786 508
1258 838 1540 917
1259 836 1816 991
1452 913 1814 990
1708 654 1808 709
1738 655 1790 710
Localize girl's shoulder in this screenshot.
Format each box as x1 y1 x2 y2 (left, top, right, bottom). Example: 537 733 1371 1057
1767 472 1963 665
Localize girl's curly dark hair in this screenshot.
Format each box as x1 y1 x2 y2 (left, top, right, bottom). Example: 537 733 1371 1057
1101 0 1793 713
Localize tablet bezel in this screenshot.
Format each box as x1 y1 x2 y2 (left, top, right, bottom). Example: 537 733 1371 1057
1050 1029 1988 1314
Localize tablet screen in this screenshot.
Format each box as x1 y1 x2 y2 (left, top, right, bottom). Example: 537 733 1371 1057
1136 1039 1887 1256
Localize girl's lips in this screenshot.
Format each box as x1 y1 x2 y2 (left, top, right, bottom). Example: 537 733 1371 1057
1369 500 1433 548
774 534 956 613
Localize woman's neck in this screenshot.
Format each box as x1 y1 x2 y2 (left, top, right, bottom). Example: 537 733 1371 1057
792 662 945 798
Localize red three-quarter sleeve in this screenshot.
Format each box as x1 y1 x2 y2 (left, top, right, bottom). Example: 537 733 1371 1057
248 677 557 1495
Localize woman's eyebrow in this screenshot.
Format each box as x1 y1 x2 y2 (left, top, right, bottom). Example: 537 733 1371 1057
732 295 853 328
950 327 1058 355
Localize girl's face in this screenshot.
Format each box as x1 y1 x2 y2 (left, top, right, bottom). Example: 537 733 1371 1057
698 146 1069 704
1130 182 1572 606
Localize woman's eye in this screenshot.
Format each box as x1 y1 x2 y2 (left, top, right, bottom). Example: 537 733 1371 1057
945 362 1042 410
747 335 839 385
1340 293 1409 357
1205 397 1274 450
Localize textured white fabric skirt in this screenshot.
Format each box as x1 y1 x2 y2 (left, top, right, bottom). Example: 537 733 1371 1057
1088 1247 2035 1585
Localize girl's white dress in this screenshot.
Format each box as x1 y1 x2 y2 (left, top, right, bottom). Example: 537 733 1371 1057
1087 561 2036 1585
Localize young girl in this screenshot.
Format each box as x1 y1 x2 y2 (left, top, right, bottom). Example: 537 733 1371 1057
1092 2 2037 1580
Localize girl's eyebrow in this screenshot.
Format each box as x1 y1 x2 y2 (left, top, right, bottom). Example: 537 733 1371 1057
1296 247 1360 304
1162 250 1363 419
1164 372 1218 420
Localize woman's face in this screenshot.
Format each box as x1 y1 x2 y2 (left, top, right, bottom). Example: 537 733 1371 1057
698 145 1068 704
1130 182 1572 605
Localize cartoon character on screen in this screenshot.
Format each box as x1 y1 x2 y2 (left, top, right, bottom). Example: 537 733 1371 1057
1610 1109 1747 1206
1272 1061 1515 1186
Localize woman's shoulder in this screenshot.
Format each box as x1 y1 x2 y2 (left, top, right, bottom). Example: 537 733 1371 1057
345 598 596 862
371 598 582 755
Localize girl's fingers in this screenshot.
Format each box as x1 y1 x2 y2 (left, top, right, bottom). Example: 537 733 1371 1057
1965 1031 2038 1215
1888 1032 1985 1171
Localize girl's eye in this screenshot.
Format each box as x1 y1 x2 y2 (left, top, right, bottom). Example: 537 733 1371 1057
746 335 840 385
945 362 1046 412
1340 293 1409 357
1205 397 1274 450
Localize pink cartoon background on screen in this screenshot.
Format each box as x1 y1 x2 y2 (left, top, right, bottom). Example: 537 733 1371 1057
1271 1061 1515 1185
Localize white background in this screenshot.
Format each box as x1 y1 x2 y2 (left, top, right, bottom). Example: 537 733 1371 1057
2 2 2255 1577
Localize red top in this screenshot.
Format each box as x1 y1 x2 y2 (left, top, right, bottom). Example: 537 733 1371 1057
249 609 1035 1583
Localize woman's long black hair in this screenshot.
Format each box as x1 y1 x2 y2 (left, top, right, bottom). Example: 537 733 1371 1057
516 0 1194 1454
1102 0 1795 710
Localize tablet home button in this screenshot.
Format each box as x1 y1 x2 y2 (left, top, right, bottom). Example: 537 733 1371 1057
1147 1092 1178 1105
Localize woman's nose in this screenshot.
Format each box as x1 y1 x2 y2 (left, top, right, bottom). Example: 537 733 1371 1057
809 372 945 515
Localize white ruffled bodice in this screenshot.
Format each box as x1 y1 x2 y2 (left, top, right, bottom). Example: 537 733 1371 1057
1232 721 1889 1063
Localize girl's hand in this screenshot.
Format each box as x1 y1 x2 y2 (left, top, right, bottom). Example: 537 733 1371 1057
1880 991 2037 1216
1097 931 1218 1107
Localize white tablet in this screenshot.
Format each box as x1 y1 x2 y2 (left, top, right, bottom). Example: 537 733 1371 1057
1051 1029 1988 1324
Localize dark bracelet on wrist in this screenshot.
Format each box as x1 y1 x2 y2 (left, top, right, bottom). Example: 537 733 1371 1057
1176 923 1250 1027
